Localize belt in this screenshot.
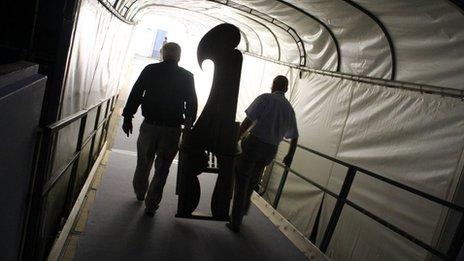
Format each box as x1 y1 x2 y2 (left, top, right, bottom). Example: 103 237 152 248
143 118 180 128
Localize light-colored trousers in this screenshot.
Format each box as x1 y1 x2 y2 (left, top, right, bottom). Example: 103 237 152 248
133 122 181 211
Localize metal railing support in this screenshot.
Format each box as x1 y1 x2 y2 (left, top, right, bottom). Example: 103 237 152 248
272 166 290 209
64 114 87 215
87 105 102 171
21 95 117 260
272 154 295 209
319 167 357 252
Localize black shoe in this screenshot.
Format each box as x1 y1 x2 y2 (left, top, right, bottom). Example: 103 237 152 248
136 195 145 202
144 205 159 217
145 210 155 217
226 222 240 233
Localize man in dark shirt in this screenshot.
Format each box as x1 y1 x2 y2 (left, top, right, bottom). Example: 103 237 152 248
122 42 197 216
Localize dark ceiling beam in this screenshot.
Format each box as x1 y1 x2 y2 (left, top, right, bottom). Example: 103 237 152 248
342 0 396 80
276 0 341 72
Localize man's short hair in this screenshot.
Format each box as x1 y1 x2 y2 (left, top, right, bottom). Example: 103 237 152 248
273 75 289 92
162 42 181 61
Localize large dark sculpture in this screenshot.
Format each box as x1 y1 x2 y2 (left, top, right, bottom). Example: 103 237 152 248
176 23 243 220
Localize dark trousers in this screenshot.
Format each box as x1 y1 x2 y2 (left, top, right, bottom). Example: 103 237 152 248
231 135 278 227
133 122 181 211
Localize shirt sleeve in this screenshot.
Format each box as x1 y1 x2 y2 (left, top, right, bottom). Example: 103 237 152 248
122 67 148 117
184 73 198 124
284 111 299 139
245 94 268 122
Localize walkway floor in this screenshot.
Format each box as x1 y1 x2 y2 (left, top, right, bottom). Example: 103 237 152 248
72 113 308 261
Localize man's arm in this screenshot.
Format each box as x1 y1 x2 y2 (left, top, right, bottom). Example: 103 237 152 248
237 117 254 140
283 111 299 166
283 137 298 166
121 67 147 136
184 74 198 129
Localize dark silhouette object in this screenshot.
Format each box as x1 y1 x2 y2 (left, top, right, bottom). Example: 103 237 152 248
176 23 243 220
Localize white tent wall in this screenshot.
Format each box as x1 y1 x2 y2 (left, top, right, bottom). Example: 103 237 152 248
61 0 134 118
50 0 135 212
263 69 464 260
354 0 464 89
236 54 298 122
240 0 393 79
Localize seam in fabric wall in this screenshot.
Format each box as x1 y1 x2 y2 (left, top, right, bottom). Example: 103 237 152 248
327 76 355 186
314 76 354 247
113 28 136 97
58 0 84 119
84 14 113 107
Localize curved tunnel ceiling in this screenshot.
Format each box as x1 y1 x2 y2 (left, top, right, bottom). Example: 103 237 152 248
111 0 464 90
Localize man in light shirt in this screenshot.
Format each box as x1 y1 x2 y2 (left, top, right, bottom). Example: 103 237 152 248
227 75 299 232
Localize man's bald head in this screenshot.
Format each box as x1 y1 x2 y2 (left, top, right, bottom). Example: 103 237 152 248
162 42 181 62
271 75 289 93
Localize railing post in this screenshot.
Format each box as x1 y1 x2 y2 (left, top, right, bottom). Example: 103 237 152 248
97 99 111 152
87 105 102 172
103 97 115 144
447 213 464 260
272 166 290 209
64 115 87 215
21 129 55 260
320 167 357 253
272 154 295 209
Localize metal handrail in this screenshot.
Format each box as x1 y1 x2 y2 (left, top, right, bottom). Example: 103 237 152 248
289 141 464 212
41 114 112 196
269 140 464 260
23 94 118 259
46 97 113 131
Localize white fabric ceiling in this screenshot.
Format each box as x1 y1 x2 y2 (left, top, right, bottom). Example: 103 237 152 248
113 0 464 90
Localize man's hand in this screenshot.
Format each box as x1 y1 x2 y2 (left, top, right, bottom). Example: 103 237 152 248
283 154 292 167
283 137 298 167
122 117 133 137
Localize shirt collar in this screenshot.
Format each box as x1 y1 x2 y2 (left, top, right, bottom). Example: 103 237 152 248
272 91 285 95
162 59 178 65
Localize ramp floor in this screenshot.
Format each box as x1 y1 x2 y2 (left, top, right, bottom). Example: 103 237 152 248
73 115 307 261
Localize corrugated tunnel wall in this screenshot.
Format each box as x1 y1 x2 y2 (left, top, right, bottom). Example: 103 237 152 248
3 0 464 260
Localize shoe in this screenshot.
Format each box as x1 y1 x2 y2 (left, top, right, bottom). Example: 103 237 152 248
144 205 159 217
226 222 240 233
145 209 155 217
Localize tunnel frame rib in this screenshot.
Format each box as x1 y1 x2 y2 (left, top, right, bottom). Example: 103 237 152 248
276 0 340 71
206 0 307 66
100 0 464 98
341 0 396 80
133 4 259 54
98 0 135 24
234 12 281 61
